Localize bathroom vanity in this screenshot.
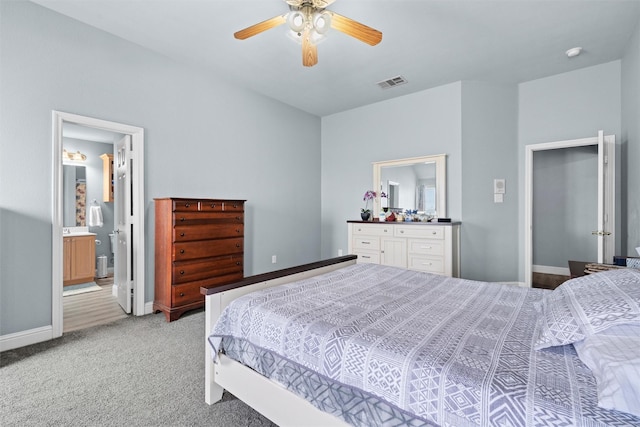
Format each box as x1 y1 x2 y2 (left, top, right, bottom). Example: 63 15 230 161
63 233 96 286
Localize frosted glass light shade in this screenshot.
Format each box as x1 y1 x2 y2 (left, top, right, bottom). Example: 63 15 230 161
287 11 306 32
313 11 331 34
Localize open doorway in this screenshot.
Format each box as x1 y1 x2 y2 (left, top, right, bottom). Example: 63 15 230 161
524 131 615 288
60 126 126 332
52 111 145 338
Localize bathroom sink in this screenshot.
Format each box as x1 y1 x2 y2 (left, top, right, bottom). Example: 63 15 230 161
65 232 97 236
62 227 96 236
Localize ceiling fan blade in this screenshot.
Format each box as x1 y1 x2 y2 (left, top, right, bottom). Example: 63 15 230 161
330 12 382 46
302 29 318 67
234 15 286 40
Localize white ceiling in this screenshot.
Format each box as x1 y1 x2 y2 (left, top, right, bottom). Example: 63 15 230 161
31 0 640 117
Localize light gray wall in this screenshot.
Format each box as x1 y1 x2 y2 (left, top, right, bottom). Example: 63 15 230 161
460 81 519 281
0 1 321 335
532 146 598 268
622 21 640 256
320 83 463 261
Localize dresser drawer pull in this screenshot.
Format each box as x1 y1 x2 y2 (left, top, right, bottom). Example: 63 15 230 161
180 249 185 254
432 231 437 235
383 229 389 233
180 217 185 222
236 229 241 233
400 230 404 234
179 270 185 275
422 262 433 266
420 246 432 249
180 232 185 237
184 203 190 208
362 241 371 245
236 243 241 248
210 203 216 208
362 255 371 259
236 262 241 266
179 292 185 297
233 204 238 208
236 216 241 221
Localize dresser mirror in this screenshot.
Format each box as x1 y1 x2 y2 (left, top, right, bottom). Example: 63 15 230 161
63 164 87 227
372 154 446 218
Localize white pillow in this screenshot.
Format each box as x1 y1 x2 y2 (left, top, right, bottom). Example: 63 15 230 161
573 324 640 417
534 268 640 350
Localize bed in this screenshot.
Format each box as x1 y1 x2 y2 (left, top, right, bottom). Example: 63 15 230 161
201 255 640 426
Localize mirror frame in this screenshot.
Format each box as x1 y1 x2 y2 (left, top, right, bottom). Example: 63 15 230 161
372 154 447 218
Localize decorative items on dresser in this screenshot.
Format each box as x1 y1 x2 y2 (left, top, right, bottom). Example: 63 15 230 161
347 220 460 277
154 198 245 322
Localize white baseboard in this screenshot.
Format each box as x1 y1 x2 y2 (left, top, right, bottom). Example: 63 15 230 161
532 265 570 276
144 301 154 315
0 325 53 352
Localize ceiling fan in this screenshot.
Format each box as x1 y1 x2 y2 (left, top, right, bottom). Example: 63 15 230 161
234 0 383 67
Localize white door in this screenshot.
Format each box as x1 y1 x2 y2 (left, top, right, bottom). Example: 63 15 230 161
525 131 615 286
594 131 615 262
114 135 132 313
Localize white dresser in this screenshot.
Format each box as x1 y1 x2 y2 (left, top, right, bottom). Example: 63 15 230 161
347 221 461 277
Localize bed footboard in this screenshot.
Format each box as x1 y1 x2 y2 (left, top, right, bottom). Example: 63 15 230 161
201 255 357 407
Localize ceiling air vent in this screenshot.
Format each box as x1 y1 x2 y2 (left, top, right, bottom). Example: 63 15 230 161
377 75 408 89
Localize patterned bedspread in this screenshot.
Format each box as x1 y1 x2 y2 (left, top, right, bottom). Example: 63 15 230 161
208 264 640 426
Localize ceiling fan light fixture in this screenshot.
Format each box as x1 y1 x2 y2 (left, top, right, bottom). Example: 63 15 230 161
313 11 331 34
234 0 383 67
287 28 327 45
287 11 306 32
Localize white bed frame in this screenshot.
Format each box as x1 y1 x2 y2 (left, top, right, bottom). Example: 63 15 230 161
202 256 357 427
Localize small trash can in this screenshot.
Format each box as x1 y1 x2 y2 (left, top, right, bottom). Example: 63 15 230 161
96 255 108 278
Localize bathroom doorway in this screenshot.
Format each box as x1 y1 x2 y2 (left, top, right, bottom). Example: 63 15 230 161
52 111 145 338
60 127 123 332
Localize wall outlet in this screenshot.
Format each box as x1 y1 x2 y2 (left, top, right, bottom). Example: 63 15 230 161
271 255 277 264
338 249 343 256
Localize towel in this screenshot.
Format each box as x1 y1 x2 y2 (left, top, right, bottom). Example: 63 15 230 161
88 205 103 227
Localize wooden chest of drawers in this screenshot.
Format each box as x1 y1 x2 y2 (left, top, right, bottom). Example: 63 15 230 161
154 198 245 321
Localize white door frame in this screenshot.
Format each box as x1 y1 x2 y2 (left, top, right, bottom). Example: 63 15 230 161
524 131 615 287
52 111 145 338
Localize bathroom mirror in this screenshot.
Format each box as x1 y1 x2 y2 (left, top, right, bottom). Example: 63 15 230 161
372 154 446 218
63 164 87 227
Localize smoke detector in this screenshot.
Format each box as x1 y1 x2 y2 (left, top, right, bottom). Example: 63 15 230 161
565 47 582 58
